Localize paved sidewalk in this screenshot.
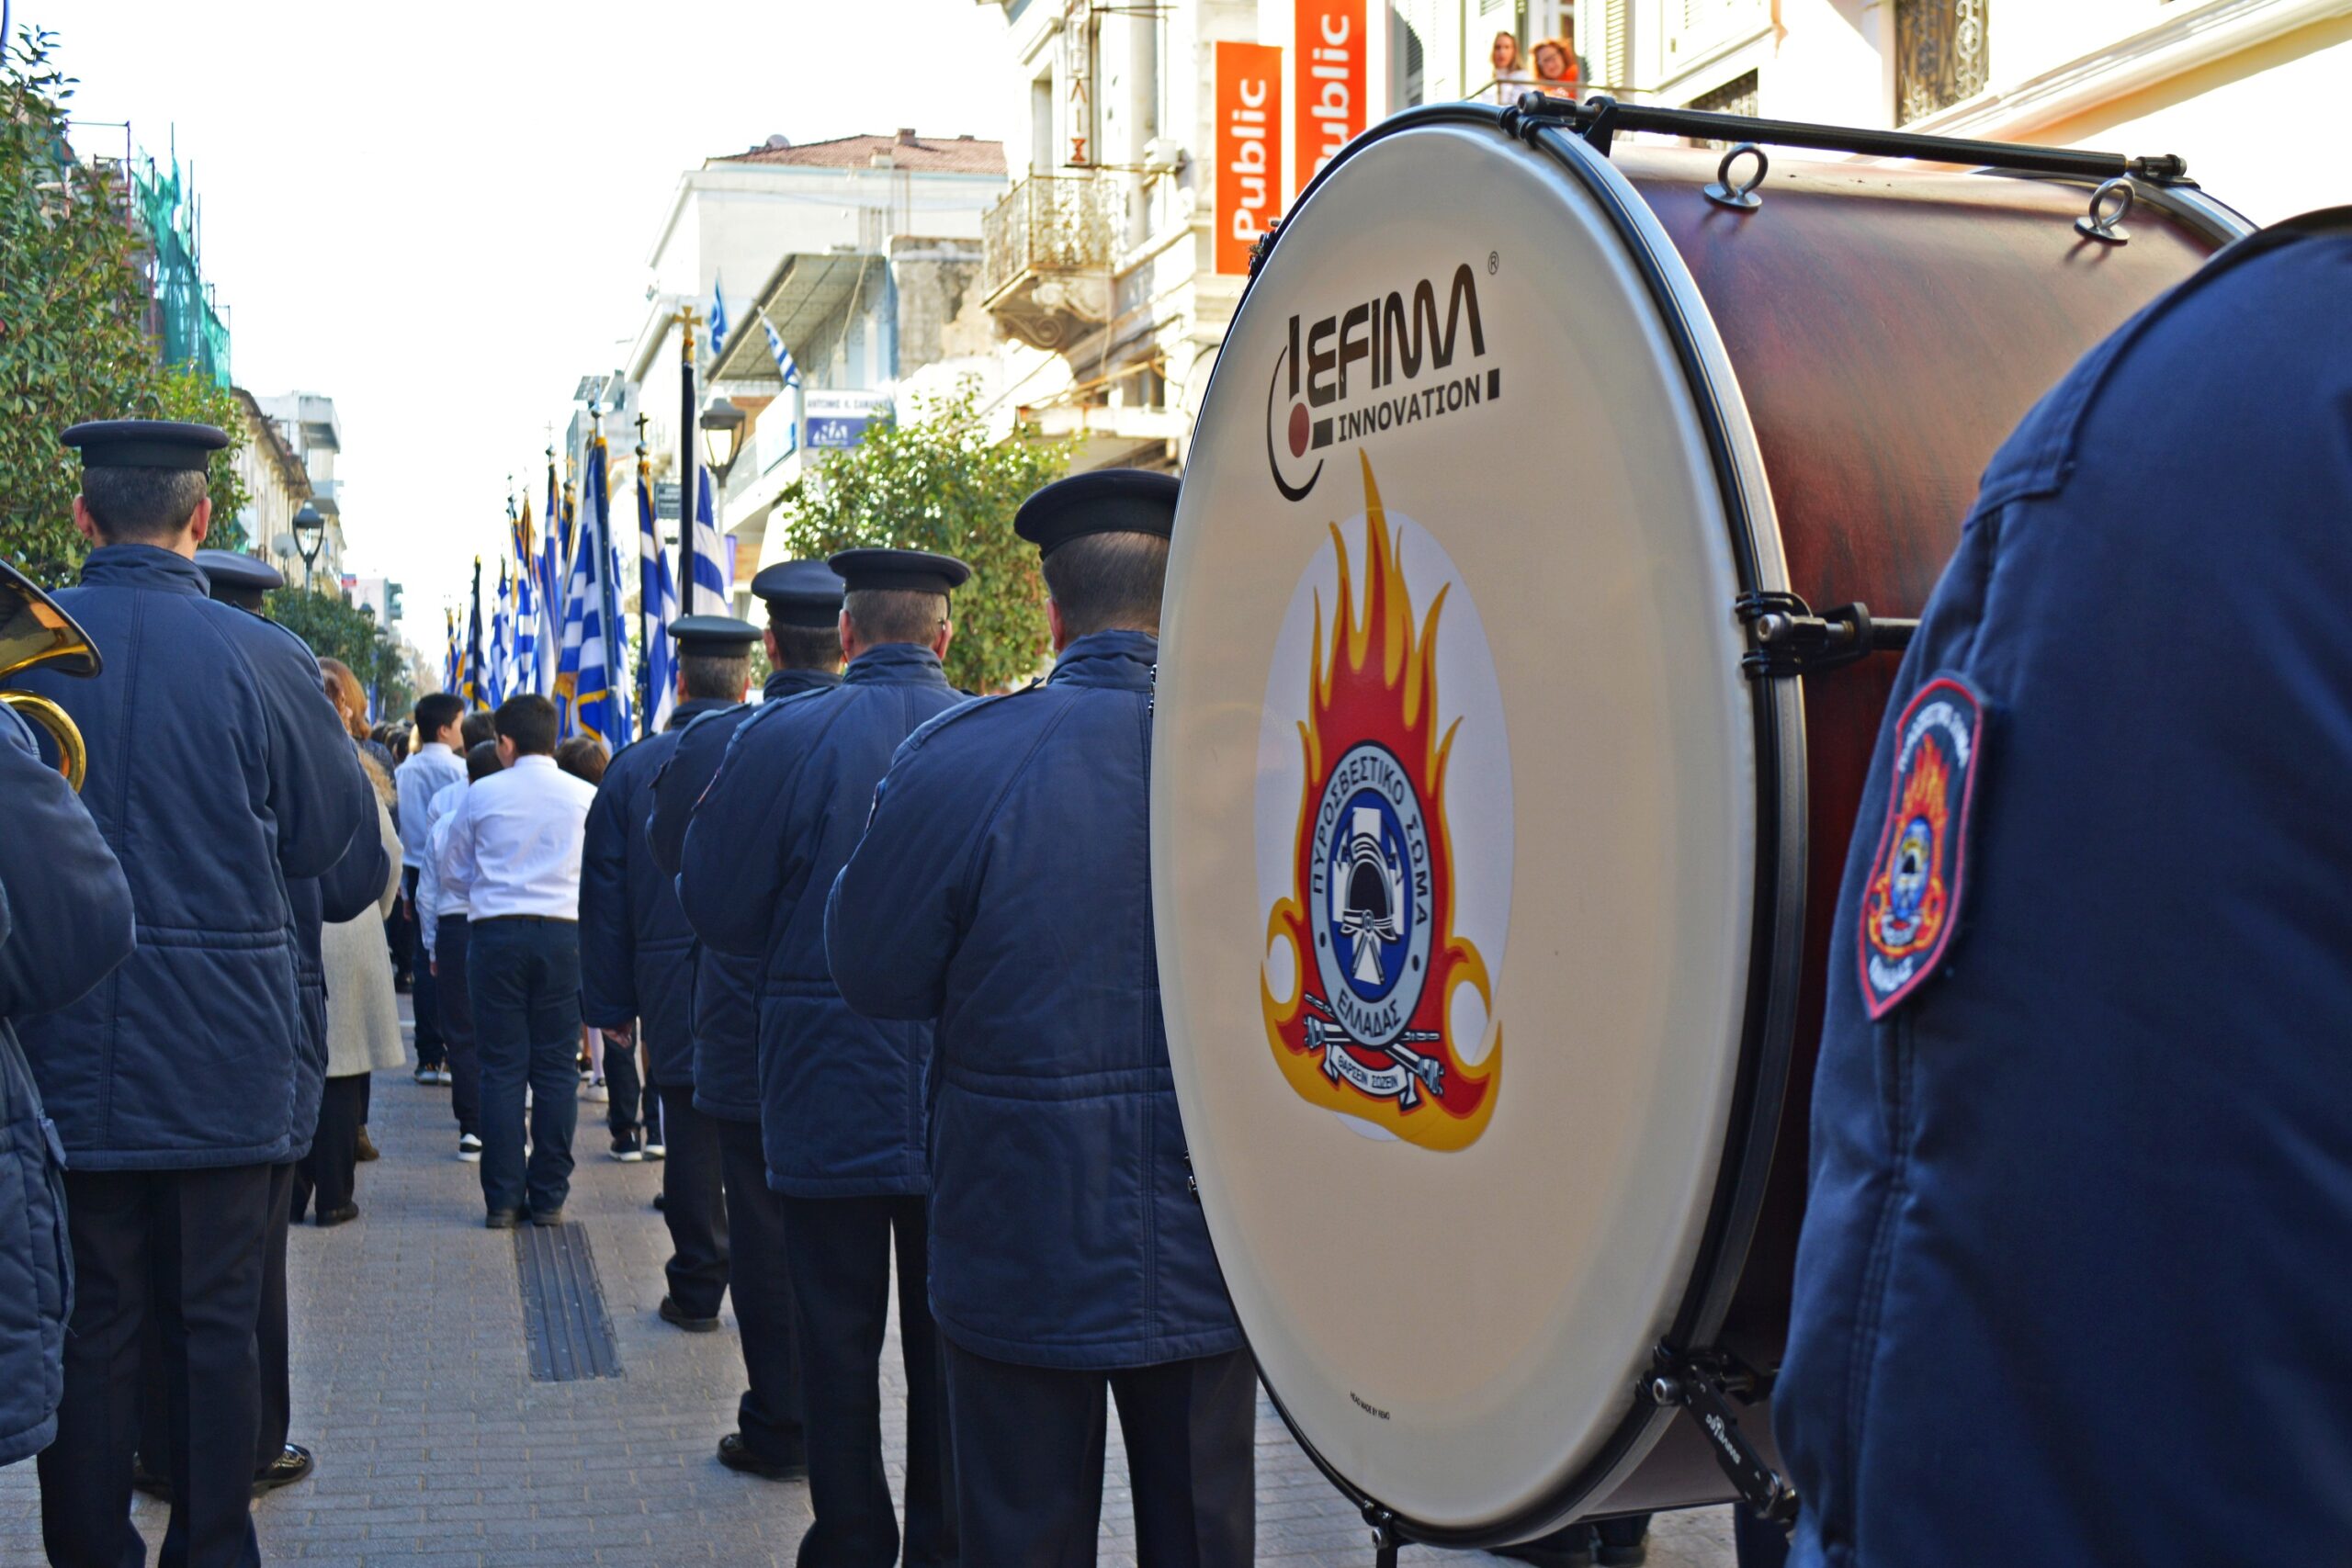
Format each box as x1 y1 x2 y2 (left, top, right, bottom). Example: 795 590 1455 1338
0 1006 1739 1565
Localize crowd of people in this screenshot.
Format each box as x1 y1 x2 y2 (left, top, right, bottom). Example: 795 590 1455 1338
0 428 1329 1568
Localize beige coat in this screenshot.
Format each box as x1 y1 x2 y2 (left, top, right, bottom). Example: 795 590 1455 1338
322 795 406 1079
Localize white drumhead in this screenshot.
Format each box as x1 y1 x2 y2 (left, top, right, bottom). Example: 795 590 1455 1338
1152 119 1765 1533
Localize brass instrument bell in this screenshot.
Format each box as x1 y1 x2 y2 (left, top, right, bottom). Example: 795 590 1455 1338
0 560 100 791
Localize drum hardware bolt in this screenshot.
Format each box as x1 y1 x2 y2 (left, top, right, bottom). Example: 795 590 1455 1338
2076 177 2135 244
1736 591 1917 679
1647 1372 1685 1405
1363 1504 1403 1567
1703 143 1770 212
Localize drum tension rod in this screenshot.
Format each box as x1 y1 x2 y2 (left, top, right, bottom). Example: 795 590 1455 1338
1646 1345 1801 1524
1736 591 1917 679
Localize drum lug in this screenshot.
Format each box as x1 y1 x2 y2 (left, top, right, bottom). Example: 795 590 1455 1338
1736 591 1918 679
1363 1503 1403 1567
1645 1346 1799 1524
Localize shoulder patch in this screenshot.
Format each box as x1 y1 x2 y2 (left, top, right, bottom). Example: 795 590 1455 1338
1859 674 1986 1021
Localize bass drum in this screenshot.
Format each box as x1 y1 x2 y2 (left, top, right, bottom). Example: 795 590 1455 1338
1150 102 2241 1546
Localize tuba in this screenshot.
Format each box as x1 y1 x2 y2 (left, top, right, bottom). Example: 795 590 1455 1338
0 559 100 791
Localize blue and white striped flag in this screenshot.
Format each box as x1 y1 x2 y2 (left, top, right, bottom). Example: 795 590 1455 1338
763 317 799 389
575 438 631 751
707 274 730 366
537 460 563 699
511 502 538 695
486 563 511 707
689 468 729 619
637 455 676 738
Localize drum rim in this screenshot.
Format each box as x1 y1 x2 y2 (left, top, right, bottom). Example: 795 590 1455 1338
1177 100 1810 1547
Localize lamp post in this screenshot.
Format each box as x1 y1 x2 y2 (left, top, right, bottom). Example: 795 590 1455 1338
291 502 326 591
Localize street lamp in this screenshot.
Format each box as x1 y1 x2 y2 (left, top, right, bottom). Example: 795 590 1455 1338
698 395 748 488
291 502 326 588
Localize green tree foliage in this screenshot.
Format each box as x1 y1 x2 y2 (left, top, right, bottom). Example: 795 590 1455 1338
0 30 249 582
265 586 414 722
772 380 1072 694
156 367 253 550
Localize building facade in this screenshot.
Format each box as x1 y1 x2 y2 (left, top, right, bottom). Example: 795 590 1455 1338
255 392 349 592
615 130 1008 614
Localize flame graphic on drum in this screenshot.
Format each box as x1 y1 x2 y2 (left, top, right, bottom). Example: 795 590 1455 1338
1261 457 1499 1150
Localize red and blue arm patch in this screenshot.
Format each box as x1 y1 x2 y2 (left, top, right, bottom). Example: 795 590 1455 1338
1859 675 1986 1020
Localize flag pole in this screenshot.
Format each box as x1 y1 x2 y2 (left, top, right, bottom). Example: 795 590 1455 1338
635 413 653 742
678 304 700 617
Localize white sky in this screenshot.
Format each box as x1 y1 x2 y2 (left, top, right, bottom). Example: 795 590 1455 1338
37 0 1016 641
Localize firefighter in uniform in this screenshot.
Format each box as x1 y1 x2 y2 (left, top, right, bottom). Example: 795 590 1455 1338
828 472 1254 1565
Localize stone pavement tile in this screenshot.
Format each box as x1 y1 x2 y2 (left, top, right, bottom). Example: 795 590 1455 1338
0 999 1741 1564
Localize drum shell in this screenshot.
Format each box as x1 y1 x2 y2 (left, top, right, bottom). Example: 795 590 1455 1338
1608 152 2227 1375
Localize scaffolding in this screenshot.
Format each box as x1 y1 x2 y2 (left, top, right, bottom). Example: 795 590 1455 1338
128 146 232 387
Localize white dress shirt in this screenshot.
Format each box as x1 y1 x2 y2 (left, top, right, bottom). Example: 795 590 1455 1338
444 754 596 921
394 742 466 860
414 778 469 958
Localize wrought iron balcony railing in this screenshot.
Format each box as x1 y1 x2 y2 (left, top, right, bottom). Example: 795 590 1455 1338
982 175 1119 304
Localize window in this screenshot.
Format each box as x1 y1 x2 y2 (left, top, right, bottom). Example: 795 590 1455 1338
1394 6 1429 107
1895 0 1989 125
1031 74 1055 175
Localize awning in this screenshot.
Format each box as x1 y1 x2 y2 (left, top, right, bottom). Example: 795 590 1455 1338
709 251 883 384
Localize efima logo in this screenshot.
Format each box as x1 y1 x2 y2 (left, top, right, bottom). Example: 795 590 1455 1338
1265 263 1498 502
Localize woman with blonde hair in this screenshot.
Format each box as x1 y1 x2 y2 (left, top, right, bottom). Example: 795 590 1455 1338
294 664 409 1223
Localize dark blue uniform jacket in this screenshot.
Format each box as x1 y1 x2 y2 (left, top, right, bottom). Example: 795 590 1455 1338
6 546 371 1169
580 696 735 1089
648 668 841 1122
679 645 961 1196
1777 227 2352 1566
0 706 133 1464
828 631 1244 1371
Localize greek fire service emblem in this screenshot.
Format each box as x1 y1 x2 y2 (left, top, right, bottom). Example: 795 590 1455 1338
1260 457 1507 1150
1860 675 1985 1019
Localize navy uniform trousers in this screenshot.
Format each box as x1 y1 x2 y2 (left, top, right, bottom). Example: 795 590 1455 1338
780 1193 955 1567
655 1080 727 1318
468 916 582 1219
138 1164 296 1485
941 1340 1256 1567
434 913 481 1141
404 866 446 1071
42 1164 275 1568
716 1117 804 1463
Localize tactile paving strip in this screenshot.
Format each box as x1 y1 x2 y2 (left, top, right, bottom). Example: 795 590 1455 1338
514 1223 624 1381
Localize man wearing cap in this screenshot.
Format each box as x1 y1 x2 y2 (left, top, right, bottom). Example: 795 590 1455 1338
680 547 969 1568
645 559 842 1483
195 547 281 614
582 615 765 1342
829 472 1253 1563
6 420 372 1565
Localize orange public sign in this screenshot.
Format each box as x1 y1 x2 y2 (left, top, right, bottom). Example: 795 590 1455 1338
1295 0 1366 194
1216 41 1284 276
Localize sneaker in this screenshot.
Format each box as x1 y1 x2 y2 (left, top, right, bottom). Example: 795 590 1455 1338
413 1064 440 1085
609 1134 644 1163
528 1207 564 1227
457 1134 483 1163
484 1209 521 1230
643 1142 666 1161
435 1067 454 1086
583 1079 609 1104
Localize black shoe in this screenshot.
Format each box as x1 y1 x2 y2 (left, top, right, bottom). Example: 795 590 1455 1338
1594 1543 1647 1568
659 1295 722 1334
130 1455 170 1502
315 1202 359 1227
485 1209 522 1230
1498 1535 1595 1568
254 1443 313 1495
527 1208 564 1227
716 1431 807 1481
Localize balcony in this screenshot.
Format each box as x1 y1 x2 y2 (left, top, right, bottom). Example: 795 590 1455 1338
980 175 1118 352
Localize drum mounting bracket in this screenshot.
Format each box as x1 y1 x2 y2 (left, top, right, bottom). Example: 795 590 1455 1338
1736 591 1917 679
1646 1345 1800 1524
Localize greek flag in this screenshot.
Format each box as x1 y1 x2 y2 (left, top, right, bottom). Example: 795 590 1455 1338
486 562 512 708
442 609 458 694
763 317 800 389
572 437 631 751
689 468 729 618
637 456 676 738
461 558 486 711
537 459 562 698
707 274 730 366
511 502 538 695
